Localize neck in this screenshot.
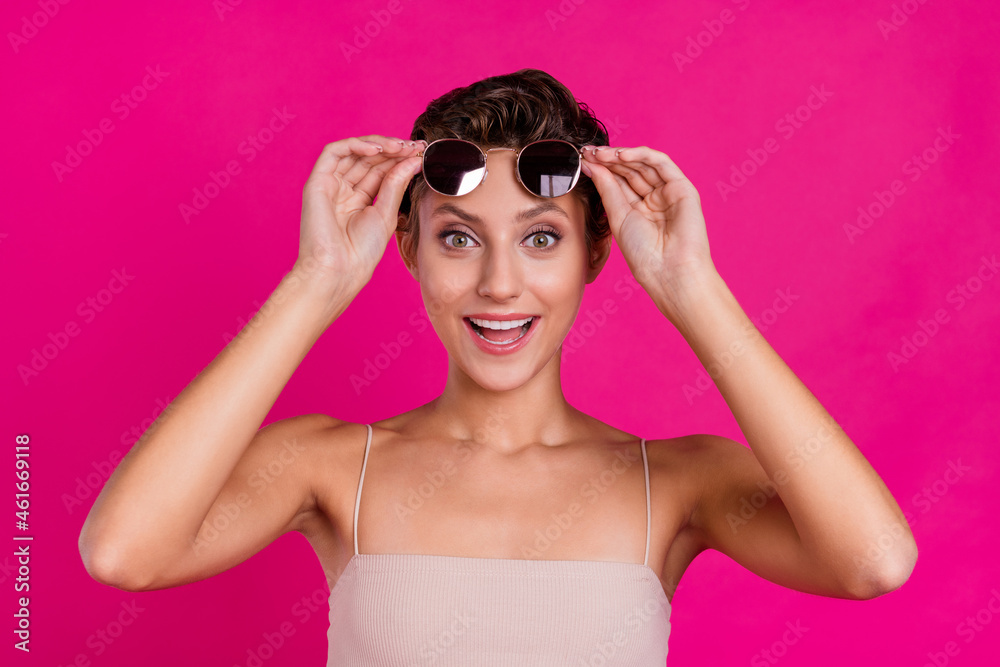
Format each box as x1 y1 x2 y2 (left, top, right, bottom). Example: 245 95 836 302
423 350 581 455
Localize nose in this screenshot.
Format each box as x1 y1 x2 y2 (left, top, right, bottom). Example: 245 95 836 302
477 245 523 302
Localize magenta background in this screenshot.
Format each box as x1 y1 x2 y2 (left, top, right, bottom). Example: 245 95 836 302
3 0 999 665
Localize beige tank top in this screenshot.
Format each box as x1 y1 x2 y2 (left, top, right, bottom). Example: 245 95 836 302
327 424 671 665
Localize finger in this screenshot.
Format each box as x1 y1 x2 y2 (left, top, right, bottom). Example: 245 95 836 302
340 137 421 186
592 145 691 186
600 162 661 200
350 154 412 203
347 139 426 202
603 156 664 189
372 155 424 229
309 137 390 181
581 159 634 237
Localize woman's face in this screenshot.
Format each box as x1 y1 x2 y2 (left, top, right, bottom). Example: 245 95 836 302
407 149 606 391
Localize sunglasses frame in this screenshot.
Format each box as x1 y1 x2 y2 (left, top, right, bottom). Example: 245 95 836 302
417 138 584 199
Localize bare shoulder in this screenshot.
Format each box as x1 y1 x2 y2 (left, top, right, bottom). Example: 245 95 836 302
255 412 362 470
641 434 721 525
644 433 755 509
641 433 755 591
649 433 776 548
646 431 750 475
253 415 371 529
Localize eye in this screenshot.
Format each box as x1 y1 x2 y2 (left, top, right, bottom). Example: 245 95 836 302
525 227 561 249
439 230 479 248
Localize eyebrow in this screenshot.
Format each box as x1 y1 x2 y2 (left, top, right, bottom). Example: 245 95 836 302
429 202 570 224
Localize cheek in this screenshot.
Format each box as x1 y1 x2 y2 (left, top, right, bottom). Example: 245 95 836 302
531 264 585 300
416 260 475 329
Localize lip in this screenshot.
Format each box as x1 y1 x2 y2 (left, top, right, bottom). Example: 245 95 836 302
465 313 536 321
463 315 539 356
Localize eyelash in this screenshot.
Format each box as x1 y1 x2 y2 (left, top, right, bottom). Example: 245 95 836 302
438 226 563 250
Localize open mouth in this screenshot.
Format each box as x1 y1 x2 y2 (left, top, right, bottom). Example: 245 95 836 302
467 316 535 346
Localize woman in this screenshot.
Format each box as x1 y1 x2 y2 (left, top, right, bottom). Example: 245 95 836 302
79 69 917 664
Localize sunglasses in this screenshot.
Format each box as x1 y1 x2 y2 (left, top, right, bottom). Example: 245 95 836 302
417 138 584 199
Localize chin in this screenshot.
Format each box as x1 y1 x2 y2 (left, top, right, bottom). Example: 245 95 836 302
457 359 537 393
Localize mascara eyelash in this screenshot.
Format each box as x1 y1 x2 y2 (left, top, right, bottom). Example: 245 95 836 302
529 226 562 240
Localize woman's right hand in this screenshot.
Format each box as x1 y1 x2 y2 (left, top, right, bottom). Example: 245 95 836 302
296 135 425 297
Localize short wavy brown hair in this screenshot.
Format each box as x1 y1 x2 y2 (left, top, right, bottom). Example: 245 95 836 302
396 68 610 269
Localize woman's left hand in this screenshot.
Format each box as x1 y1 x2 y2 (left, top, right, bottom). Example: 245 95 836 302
582 145 716 317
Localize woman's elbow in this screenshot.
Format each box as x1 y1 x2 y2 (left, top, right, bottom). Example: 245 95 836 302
848 537 918 600
79 534 154 592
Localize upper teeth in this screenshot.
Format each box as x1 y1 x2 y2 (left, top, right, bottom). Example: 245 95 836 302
470 317 533 330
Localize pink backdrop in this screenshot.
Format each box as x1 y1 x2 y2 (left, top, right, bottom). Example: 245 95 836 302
4 1 999 665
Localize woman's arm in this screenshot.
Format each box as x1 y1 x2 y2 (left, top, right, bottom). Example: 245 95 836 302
582 145 917 599
664 270 916 599
79 135 424 590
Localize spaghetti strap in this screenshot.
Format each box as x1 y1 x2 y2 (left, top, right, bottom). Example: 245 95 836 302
352 424 374 556
640 438 650 567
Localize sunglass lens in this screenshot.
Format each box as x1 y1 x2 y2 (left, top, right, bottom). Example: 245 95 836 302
423 141 486 196
518 141 581 197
